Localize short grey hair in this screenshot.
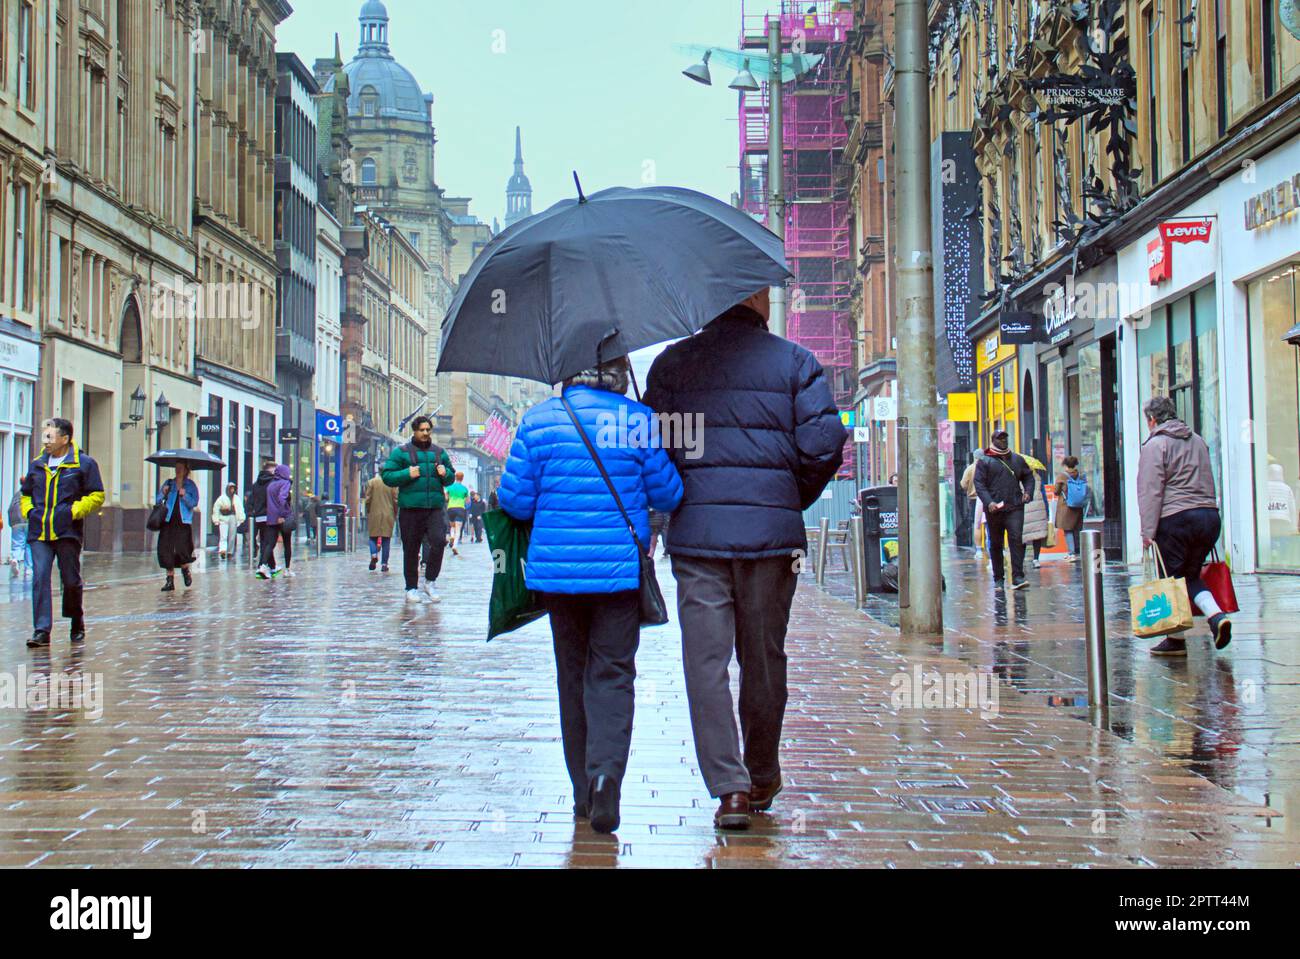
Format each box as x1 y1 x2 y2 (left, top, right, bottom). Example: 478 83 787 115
1143 396 1178 425
562 355 630 395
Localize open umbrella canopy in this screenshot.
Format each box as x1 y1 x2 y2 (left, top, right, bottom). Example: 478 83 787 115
146 449 226 472
436 181 791 385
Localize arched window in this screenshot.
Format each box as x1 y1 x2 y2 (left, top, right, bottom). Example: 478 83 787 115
120 296 143 364
360 85 378 117
361 157 377 186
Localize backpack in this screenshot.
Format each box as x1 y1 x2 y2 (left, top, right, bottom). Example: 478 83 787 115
1065 474 1088 509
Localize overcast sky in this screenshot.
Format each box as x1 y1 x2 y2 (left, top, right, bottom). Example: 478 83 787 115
278 0 785 228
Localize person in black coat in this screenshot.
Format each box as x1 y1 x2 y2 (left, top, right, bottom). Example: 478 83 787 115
644 288 847 830
972 430 1035 590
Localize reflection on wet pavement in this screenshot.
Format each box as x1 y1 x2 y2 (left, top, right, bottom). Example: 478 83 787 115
823 547 1300 820
0 542 1294 867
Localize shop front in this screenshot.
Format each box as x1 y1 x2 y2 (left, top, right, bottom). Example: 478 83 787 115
1118 130 1300 572
0 320 39 564
199 366 282 548
974 329 1018 452
1021 263 1126 558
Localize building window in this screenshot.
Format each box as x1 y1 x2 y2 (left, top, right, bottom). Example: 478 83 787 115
361 85 378 117
1248 264 1300 569
1262 0 1279 98
1216 0 1228 136
18 1 34 109
361 157 377 185
1179 0 1191 163
1144 6 1160 184
13 183 29 310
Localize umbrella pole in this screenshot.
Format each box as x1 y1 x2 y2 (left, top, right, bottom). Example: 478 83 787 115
628 364 643 403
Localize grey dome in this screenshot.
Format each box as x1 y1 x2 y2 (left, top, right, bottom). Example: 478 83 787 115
323 0 429 123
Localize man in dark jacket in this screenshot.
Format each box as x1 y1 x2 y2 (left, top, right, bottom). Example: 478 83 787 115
644 288 847 830
973 430 1035 590
246 459 278 576
20 418 105 647
380 415 455 603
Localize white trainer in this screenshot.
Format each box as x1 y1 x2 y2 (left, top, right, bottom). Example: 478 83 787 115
256 564 271 580
406 589 425 604
422 581 440 603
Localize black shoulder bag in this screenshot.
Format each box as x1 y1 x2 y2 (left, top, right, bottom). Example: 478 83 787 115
560 395 669 627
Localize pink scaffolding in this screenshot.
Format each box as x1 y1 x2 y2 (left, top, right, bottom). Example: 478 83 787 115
739 0 855 478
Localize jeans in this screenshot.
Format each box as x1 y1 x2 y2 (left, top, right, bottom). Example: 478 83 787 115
985 507 1025 581
670 555 798 797
30 538 84 633
544 590 641 803
369 535 392 564
400 507 445 590
9 525 31 569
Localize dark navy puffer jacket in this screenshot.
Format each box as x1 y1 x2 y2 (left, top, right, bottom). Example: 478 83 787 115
643 308 847 559
499 384 683 594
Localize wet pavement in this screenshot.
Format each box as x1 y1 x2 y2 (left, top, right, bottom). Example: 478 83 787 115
0 539 1295 867
823 546 1300 819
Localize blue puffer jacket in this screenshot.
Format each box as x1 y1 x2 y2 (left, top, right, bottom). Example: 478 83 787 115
643 306 847 559
499 385 684 594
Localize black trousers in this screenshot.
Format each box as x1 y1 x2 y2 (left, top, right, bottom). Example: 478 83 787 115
543 590 641 803
30 538 84 632
258 523 292 569
985 507 1025 581
400 507 444 590
471 516 484 542
1155 507 1221 600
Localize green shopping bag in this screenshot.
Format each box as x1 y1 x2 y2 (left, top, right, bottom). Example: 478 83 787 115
483 508 546 641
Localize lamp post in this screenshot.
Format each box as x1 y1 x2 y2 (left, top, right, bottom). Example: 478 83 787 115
680 32 817 339
148 392 171 492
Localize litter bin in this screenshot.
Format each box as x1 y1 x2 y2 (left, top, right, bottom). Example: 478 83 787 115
860 485 900 593
318 503 348 553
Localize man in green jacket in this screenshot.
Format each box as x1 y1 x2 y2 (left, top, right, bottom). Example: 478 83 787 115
381 415 455 604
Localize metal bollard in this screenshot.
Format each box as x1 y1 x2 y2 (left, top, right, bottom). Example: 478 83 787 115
849 515 866 608
815 517 830 587
315 518 322 558
1080 529 1109 716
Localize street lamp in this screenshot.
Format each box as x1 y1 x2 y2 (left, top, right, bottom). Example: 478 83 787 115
678 33 821 338
149 393 171 436
119 385 147 430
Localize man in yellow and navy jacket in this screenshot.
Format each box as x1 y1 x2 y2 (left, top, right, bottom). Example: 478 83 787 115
20 418 105 648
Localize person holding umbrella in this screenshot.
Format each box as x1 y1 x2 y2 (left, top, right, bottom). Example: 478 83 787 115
499 354 683 834
155 463 199 591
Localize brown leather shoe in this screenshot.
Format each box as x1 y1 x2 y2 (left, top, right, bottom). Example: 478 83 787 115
749 776 783 812
714 792 751 830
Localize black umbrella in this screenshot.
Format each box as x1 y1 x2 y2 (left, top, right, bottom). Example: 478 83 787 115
146 448 226 471
437 179 791 385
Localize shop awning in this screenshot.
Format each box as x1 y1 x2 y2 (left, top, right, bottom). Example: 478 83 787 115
1286 322 1300 346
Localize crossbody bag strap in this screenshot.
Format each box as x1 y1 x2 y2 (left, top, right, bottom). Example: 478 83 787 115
561 395 648 554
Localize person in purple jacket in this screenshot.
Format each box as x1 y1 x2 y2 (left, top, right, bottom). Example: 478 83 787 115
258 464 295 579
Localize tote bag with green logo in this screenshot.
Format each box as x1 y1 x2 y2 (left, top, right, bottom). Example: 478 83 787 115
1129 544 1194 638
484 508 546 641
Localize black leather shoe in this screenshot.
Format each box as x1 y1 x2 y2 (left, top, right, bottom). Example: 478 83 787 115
1211 614 1232 650
70 620 85 644
369 556 378 571
714 792 752 830
27 630 50 649
749 776 784 812
588 775 621 833
161 578 175 592
181 568 193 587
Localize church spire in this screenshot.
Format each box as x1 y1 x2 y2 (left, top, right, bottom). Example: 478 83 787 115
504 126 533 227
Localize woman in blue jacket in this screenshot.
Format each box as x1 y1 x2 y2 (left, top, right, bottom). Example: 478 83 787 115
156 463 199 591
499 355 683 834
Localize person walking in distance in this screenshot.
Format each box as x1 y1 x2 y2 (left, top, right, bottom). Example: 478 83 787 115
500 354 683 834
364 465 398 571
7 488 31 577
262 464 295 577
155 463 199 591
487 481 500 511
1054 456 1087 556
247 460 278 576
1137 396 1232 655
1022 462 1050 569
973 430 1036 590
20 418 105 648
468 491 487 543
212 482 245 560
445 471 469 554
381 415 455 604
643 288 847 831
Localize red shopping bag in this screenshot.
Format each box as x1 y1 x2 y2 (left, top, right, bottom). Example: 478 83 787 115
1191 550 1239 616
